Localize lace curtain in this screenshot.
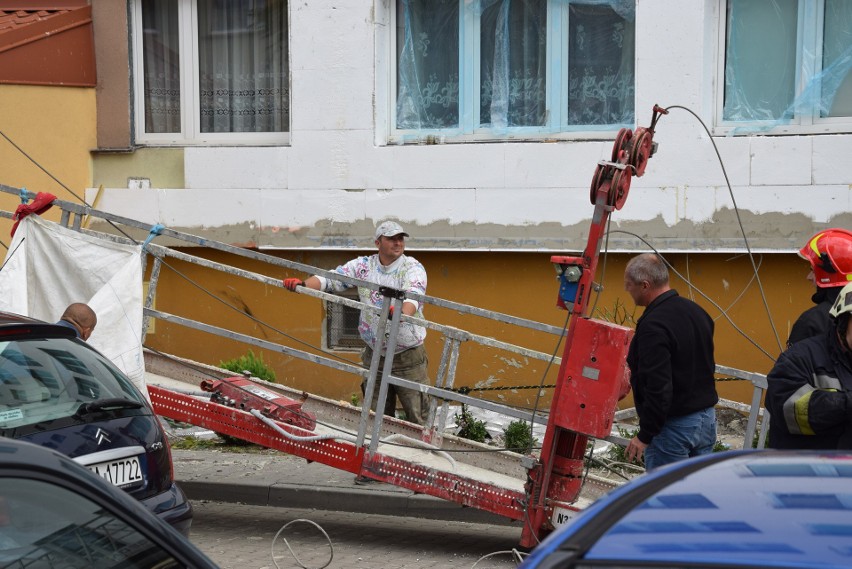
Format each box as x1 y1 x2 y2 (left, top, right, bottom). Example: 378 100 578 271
396 0 635 131
141 0 180 133
566 3 635 126
141 0 289 134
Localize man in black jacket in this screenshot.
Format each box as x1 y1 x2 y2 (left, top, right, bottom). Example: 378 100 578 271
767 281 852 449
623 253 719 470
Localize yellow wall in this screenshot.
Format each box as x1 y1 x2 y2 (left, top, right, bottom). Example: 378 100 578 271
0 85 96 240
142 247 811 410
92 148 185 189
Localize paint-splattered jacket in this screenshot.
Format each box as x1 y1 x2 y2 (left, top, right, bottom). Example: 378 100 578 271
767 328 852 449
317 253 427 353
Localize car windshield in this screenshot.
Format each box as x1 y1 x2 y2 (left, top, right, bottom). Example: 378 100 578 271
0 337 146 431
0 477 185 568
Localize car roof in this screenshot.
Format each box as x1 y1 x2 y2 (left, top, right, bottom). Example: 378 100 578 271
0 310 76 338
525 450 852 569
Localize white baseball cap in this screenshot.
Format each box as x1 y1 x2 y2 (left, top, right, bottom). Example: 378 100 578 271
375 221 409 239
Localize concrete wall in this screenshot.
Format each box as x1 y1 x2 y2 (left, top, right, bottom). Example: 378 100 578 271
87 0 852 253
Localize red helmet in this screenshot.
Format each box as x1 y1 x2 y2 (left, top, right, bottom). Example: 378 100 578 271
799 228 852 288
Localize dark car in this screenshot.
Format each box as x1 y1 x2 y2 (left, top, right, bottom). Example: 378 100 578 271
521 449 852 569
0 436 217 568
0 311 192 535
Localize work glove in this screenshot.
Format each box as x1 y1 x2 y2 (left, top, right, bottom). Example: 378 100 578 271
283 278 304 291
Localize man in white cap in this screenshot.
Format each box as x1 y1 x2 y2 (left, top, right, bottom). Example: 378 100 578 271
284 221 429 427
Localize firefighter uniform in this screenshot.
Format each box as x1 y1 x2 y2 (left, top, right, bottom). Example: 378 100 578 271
767 327 852 449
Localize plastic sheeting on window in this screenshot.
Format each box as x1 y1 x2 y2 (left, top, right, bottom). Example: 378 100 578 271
395 0 635 136
724 0 852 132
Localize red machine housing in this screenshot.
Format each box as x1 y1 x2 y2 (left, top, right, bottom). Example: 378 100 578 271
552 317 633 439
200 376 317 431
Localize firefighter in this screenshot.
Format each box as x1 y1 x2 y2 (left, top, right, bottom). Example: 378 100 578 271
767 281 852 449
788 228 852 348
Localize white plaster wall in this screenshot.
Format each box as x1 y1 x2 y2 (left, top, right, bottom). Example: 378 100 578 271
89 0 852 253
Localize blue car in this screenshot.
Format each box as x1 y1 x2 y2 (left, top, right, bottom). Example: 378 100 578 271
521 449 852 569
0 311 192 535
0 436 217 568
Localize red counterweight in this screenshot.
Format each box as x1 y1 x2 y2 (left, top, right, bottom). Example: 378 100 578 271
552 317 633 439
201 376 317 431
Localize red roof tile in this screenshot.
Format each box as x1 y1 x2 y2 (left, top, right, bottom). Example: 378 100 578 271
0 9 68 35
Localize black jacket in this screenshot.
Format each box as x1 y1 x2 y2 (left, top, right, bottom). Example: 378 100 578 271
626 290 718 444
767 327 852 449
787 286 842 348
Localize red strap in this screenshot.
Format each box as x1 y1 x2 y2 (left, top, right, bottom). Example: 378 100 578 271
11 192 57 237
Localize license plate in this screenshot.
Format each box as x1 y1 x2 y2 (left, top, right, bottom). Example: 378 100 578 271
88 456 143 488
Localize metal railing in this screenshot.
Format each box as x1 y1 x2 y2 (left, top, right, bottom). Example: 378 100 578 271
0 185 769 458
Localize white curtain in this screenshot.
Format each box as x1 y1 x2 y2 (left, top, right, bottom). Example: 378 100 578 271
723 0 798 121
141 0 288 134
197 0 289 133
479 0 547 128
396 0 460 129
395 0 635 131
566 1 635 126
142 0 181 133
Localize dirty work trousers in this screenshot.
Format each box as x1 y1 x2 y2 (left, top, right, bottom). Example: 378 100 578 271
361 344 429 425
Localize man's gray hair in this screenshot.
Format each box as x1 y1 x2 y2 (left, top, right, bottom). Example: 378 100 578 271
625 253 669 287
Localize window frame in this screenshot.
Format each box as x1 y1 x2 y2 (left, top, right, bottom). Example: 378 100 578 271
714 0 852 136
130 0 291 146
324 291 363 353
388 0 635 144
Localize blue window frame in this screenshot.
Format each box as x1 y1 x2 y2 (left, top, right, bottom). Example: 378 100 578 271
392 0 636 142
721 0 852 134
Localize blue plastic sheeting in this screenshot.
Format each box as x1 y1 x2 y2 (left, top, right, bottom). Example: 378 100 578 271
394 0 635 138
725 0 852 133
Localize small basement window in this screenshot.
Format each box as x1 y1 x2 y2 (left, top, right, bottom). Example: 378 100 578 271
325 291 362 352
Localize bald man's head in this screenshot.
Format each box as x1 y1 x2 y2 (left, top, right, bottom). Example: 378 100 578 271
60 303 97 341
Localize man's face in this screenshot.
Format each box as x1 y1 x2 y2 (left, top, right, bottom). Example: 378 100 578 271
624 276 649 307
807 270 816 286
376 233 406 262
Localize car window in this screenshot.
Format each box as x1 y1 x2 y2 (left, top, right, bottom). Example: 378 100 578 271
0 477 186 568
0 338 146 430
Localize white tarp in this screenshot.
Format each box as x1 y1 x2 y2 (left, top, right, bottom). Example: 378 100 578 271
0 215 146 393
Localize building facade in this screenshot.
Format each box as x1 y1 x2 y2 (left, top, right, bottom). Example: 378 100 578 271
3 1 852 406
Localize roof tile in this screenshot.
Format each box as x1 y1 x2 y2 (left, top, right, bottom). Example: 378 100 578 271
0 9 66 34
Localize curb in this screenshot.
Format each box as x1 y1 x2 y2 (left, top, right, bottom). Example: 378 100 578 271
173 450 514 525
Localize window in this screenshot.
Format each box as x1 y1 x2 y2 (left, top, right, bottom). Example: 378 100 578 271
1 477 186 568
325 292 362 352
392 0 635 142
720 0 852 133
132 0 289 145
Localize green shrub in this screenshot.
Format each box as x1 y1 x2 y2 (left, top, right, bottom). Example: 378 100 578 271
219 349 276 382
455 405 490 443
503 420 537 454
